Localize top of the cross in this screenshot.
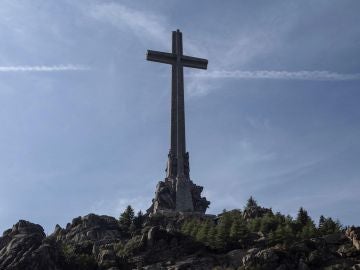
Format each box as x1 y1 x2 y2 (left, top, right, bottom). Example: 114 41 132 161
146 29 208 70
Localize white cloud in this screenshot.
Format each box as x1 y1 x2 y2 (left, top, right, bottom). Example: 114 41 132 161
191 70 360 81
0 65 90 72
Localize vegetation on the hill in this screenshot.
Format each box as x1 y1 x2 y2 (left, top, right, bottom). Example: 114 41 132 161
113 197 345 268
179 197 342 251
117 197 343 255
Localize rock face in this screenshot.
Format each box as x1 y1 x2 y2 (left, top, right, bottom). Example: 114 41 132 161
148 177 210 215
0 215 127 270
242 204 273 220
0 220 61 270
346 226 360 250
53 214 123 245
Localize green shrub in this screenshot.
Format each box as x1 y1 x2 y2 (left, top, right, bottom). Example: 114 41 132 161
61 244 97 270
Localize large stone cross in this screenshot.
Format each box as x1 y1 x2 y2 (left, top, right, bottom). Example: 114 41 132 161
147 30 208 181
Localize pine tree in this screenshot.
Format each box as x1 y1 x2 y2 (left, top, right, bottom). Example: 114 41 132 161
181 219 196 235
196 220 211 244
247 217 261 232
207 224 217 249
270 224 295 245
119 205 135 234
296 207 310 227
260 213 278 234
215 213 232 250
131 210 144 235
246 196 258 209
190 220 200 238
298 220 317 239
318 216 342 235
229 217 248 241
318 215 325 229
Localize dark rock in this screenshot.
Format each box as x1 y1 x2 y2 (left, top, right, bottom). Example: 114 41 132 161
308 250 324 266
243 205 273 220
171 255 215 270
97 248 117 268
298 258 310 270
52 213 123 245
0 220 61 270
226 249 247 267
337 243 360 257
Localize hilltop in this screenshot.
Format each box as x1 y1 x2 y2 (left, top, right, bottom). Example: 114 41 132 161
0 198 359 270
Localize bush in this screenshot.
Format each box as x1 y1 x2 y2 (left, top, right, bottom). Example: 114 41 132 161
62 244 97 270
119 235 144 257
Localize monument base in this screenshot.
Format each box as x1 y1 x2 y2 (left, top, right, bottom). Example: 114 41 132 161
147 177 210 215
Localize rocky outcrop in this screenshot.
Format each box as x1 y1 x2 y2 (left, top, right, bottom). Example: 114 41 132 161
52 214 123 245
0 215 127 270
243 204 273 220
54 214 126 269
346 226 360 250
0 220 62 270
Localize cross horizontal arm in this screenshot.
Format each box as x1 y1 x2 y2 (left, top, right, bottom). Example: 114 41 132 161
181 55 208 70
147 50 176 65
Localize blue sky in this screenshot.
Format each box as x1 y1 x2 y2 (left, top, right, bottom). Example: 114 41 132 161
0 0 359 233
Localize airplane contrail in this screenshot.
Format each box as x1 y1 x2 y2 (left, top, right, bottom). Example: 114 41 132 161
0 65 90 72
191 70 360 81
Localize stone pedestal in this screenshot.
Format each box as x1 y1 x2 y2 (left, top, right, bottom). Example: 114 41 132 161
148 177 210 215
175 176 194 212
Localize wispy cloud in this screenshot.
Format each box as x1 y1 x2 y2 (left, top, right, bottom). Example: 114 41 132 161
89 3 168 46
87 2 204 56
0 65 90 72
191 70 360 81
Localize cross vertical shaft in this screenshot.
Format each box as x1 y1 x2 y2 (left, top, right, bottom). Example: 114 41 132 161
169 32 179 178
173 30 186 178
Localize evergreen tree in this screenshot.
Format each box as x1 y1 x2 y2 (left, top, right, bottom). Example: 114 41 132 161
190 220 200 238
247 217 262 232
318 215 325 229
229 217 248 241
196 220 211 244
298 220 317 239
181 219 196 235
259 213 278 234
215 213 232 250
119 205 135 233
207 224 217 249
318 216 342 235
131 211 144 235
296 207 310 227
246 196 258 209
269 224 295 245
